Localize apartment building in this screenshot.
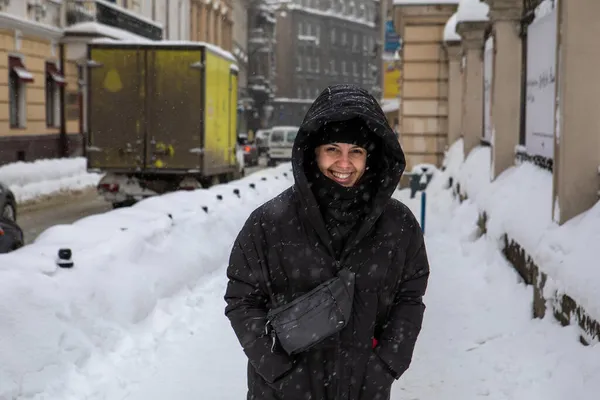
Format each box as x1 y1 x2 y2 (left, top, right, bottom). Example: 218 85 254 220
247 0 276 132
0 0 235 164
269 0 382 127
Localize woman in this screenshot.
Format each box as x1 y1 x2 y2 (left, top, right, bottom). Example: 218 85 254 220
224 84 429 400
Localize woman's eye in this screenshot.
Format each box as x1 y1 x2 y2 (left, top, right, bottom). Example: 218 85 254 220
326 147 337 153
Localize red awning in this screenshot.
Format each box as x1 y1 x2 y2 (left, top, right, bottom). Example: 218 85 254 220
46 62 66 86
8 56 34 83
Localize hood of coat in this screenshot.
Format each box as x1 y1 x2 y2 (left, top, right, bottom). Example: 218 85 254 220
291 84 406 258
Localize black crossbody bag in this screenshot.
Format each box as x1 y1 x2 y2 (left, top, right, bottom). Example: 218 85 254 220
264 268 356 356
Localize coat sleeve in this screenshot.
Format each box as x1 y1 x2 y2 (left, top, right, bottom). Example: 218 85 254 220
374 223 430 379
224 213 295 384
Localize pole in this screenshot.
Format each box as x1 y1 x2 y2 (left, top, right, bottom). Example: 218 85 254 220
420 191 427 234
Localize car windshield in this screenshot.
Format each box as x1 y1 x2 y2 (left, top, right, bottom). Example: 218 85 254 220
286 130 298 142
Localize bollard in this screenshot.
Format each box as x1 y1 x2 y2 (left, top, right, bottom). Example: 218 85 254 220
57 248 74 268
420 191 427 234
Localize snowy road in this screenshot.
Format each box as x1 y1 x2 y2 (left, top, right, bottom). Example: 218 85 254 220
19 190 112 244
18 164 267 244
55 183 600 400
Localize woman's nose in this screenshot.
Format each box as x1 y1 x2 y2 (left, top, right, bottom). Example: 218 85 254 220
336 153 351 168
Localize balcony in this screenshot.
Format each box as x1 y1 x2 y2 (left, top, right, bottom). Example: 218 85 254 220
65 0 162 40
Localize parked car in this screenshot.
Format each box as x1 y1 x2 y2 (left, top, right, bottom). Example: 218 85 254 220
0 181 17 222
267 126 299 166
0 217 24 253
237 133 260 167
255 129 271 156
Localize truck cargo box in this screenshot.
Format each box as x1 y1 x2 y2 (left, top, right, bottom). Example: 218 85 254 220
86 41 238 178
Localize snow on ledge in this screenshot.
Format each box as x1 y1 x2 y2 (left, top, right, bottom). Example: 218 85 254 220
381 98 400 113
453 145 600 323
90 37 236 63
444 12 461 41
66 22 151 41
456 0 490 23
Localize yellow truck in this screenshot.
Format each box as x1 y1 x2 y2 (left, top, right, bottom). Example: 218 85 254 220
85 41 240 208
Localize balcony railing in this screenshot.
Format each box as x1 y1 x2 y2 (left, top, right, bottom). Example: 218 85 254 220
65 0 163 40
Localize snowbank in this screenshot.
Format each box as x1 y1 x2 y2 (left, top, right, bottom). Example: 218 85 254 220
0 158 103 204
0 164 293 399
34 155 600 400
451 143 600 325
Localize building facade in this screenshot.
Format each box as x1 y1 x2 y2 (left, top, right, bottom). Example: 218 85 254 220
0 0 235 165
0 0 75 163
270 0 381 127
247 0 276 132
233 0 250 133
190 0 233 50
392 1 458 171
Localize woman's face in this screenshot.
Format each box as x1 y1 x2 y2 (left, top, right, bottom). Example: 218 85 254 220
315 143 367 187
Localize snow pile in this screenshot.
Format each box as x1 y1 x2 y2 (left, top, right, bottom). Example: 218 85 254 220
452 145 600 324
0 165 293 399
456 0 489 23
0 158 103 203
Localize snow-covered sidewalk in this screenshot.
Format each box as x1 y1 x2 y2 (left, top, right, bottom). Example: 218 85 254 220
43 171 600 399
0 157 102 204
2 161 599 399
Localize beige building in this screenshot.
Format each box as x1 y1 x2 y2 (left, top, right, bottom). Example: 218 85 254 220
391 0 459 171
0 1 75 163
190 0 233 51
0 0 235 165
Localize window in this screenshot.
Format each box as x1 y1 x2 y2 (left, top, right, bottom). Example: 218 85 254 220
342 61 347 76
286 130 298 142
46 61 65 128
298 21 303 35
330 28 336 45
297 55 302 71
353 61 358 76
297 86 302 99
315 57 320 72
330 59 336 74
8 56 33 129
306 56 311 72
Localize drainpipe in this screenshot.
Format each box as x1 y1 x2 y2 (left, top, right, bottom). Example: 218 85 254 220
59 43 69 157
166 0 170 39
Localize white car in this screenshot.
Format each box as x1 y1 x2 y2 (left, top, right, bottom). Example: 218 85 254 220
267 126 299 166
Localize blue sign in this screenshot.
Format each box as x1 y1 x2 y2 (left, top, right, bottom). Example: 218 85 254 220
384 20 401 53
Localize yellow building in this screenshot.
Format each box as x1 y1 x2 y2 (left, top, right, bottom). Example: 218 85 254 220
0 12 80 164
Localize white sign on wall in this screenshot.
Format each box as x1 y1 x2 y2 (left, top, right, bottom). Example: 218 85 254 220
483 37 494 144
525 7 557 159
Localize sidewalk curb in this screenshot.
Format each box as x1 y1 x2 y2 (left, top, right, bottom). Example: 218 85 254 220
18 187 98 215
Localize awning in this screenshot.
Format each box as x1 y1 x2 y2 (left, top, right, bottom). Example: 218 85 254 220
8 56 34 83
46 62 66 86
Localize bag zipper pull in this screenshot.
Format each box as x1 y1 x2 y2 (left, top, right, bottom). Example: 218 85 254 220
270 330 277 353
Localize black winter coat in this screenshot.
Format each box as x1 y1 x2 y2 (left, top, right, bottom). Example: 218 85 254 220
224 84 430 400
